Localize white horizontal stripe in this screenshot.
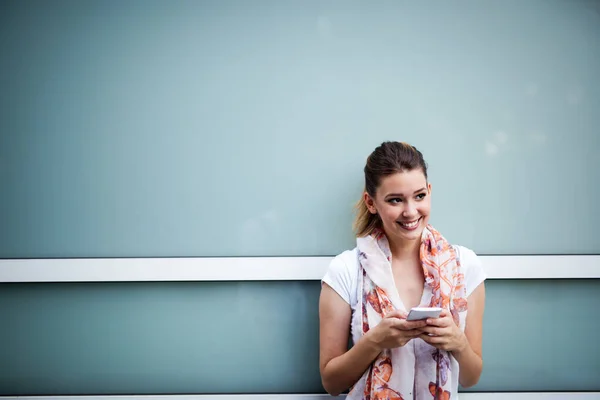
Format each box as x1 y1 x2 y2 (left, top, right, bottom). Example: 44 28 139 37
0 255 598 282
2 393 599 400
483 254 599 279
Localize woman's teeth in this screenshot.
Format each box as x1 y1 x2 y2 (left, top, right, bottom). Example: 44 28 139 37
398 219 420 229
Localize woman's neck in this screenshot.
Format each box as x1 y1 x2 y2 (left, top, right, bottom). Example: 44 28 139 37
388 236 420 261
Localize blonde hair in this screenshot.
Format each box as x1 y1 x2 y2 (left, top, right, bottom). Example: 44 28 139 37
353 141 428 237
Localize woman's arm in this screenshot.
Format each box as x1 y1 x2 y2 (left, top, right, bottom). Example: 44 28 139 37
319 283 381 396
452 282 485 387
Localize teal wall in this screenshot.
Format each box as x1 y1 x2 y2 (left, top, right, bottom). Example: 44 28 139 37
1 0 599 395
1 280 599 395
1 0 599 258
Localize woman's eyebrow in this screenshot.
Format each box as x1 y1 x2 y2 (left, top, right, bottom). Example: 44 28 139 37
386 187 427 197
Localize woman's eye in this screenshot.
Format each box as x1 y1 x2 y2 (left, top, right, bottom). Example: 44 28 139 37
416 193 426 200
389 198 402 204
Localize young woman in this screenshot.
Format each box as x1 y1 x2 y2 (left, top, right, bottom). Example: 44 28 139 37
319 141 486 399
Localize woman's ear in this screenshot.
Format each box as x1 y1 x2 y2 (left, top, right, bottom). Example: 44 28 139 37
363 192 377 214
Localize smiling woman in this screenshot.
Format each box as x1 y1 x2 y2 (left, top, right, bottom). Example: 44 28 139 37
319 142 486 399
354 142 431 241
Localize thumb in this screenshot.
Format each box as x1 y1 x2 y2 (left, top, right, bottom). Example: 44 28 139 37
385 309 407 319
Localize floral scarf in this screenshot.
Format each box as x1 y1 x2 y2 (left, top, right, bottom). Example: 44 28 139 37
347 225 467 400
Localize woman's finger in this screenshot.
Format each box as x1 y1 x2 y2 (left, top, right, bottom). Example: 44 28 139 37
420 333 445 344
421 326 443 336
425 315 450 327
395 319 428 331
385 310 407 319
398 329 423 339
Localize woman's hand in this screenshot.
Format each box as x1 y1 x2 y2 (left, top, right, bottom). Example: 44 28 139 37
419 309 467 352
366 310 428 351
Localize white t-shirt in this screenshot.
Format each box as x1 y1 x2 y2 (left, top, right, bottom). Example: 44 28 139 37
322 245 487 347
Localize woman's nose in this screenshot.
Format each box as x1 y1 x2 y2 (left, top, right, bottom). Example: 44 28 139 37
401 201 417 218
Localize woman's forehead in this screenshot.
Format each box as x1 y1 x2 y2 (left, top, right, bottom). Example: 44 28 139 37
377 170 427 194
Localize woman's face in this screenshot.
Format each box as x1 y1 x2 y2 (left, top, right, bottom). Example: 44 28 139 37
365 169 431 244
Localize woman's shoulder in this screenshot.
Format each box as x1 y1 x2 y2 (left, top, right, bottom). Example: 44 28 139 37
452 244 479 265
321 247 360 306
452 244 487 296
334 247 360 268
325 247 360 281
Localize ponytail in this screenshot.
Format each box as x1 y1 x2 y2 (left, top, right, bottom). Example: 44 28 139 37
353 192 381 237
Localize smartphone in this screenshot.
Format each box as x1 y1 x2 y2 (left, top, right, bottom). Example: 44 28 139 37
406 307 443 321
